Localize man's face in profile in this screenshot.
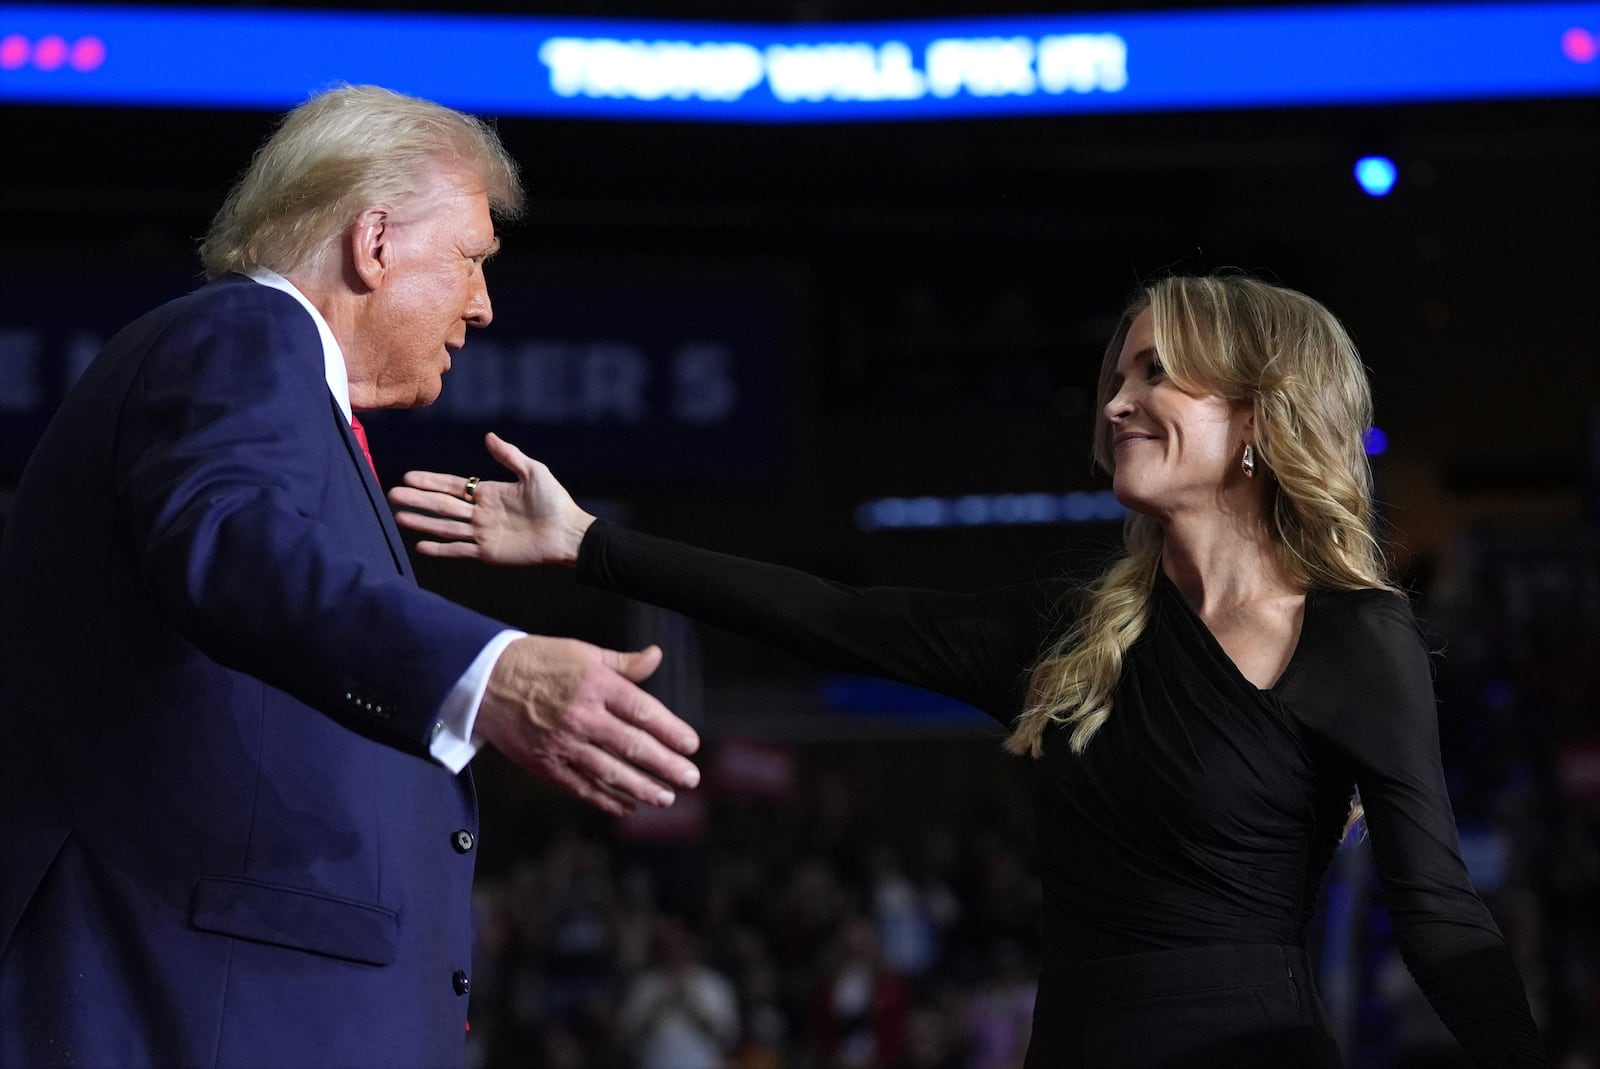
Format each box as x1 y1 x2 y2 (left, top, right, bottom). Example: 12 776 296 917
361 168 499 409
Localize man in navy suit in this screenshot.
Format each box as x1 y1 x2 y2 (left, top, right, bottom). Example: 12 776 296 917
0 85 702 1067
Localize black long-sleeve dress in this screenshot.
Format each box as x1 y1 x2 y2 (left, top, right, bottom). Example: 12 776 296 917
578 520 1547 1067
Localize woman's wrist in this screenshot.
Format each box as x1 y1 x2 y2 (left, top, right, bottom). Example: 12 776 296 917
562 510 598 566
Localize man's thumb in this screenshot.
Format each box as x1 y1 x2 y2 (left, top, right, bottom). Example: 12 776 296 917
612 644 663 682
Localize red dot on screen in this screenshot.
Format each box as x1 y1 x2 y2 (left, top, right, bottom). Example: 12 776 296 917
33 34 68 70
70 36 106 72
1564 27 1598 63
0 34 30 70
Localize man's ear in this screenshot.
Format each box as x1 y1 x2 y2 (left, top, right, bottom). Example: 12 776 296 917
348 206 391 292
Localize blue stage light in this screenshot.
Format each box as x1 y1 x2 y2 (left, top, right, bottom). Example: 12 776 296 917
1355 155 1399 197
1363 426 1389 455
855 490 1126 531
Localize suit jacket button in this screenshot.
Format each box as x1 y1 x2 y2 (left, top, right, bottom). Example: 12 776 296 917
452 829 475 854
453 970 471 996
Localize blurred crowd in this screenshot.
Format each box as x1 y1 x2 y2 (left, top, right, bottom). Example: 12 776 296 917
466 759 1040 1069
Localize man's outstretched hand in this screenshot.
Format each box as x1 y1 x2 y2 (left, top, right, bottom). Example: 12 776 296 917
478 637 700 818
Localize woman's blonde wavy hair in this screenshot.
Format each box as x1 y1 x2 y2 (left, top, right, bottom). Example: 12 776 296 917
1007 274 1397 758
200 84 523 279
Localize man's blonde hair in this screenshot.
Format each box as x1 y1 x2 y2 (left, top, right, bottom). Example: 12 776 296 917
200 84 523 279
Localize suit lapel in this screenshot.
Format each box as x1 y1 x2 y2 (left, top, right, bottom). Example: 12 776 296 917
332 399 412 579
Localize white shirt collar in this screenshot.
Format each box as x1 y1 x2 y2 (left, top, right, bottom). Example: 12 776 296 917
247 269 353 423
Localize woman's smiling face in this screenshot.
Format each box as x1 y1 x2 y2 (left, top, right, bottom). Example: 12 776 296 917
1101 308 1254 521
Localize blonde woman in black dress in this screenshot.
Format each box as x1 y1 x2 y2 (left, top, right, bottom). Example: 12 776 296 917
392 275 1547 1067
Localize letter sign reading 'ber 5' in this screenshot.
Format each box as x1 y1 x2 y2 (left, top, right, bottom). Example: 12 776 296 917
425 340 739 428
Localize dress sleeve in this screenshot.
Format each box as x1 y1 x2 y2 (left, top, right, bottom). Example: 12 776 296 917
1293 591 1547 1066
577 520 1053 724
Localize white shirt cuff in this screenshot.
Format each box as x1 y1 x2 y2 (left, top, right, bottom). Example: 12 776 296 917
429 629 524 773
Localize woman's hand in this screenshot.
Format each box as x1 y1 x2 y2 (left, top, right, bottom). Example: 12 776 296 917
388 432 595 566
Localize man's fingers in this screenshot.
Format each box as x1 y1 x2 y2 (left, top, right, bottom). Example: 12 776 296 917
516 698 682 809
533 754 637 818
562 734 681 808
600 647 703 759
599 680 703 777
609 712 701 789
566 661 701 783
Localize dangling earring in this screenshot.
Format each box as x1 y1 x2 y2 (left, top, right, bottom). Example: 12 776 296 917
1241 442 1256 478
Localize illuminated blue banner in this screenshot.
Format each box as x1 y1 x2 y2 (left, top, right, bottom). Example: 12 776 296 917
2 3 1597 120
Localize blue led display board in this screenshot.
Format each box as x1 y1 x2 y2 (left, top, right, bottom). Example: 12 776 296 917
1 3 1597 120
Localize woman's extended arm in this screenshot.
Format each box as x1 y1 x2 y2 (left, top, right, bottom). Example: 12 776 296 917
391 435 1053 722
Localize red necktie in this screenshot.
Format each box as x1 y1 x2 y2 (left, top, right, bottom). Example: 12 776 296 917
349 414 378 481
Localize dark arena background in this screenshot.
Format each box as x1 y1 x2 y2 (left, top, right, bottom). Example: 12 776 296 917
3 1 1597 1065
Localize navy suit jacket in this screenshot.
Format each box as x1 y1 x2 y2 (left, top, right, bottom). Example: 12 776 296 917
0 276 508 1067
